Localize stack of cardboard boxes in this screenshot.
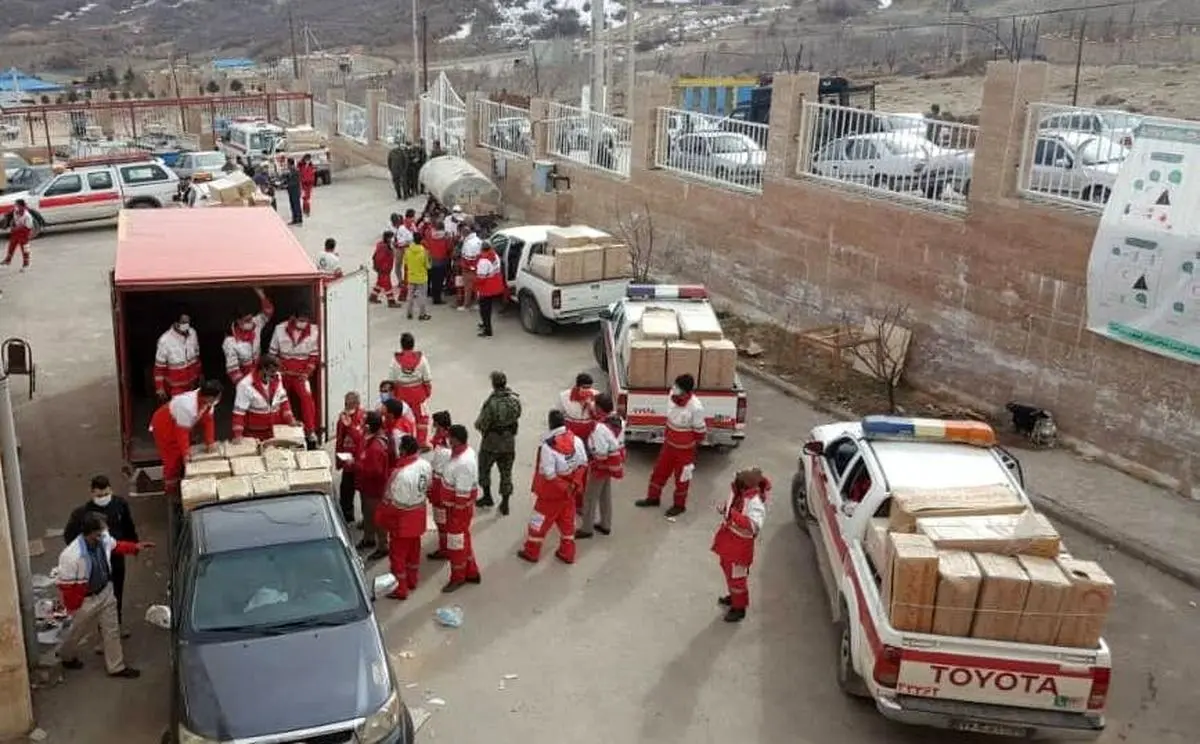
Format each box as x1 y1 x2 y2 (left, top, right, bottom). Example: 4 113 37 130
207 171 271 207
867 485 1115 648
528 226 633 284
179 426 333 509
626 303 738 391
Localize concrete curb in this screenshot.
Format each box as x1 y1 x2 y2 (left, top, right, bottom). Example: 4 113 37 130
736 361 1200 592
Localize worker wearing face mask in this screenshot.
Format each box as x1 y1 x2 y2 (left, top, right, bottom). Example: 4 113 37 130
63 475 140 631
153 313 201 402
222 288 274 385
268 310 320 447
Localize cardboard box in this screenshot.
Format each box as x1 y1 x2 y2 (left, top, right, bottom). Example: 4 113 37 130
640 308 680 340
886 533 940 633
250 472 289 496
186 459 232 479
699 338 737 390
864 518 891 575
229 456 267 477
932 551 982 636
1015 555 1071 645
216 475 253 501
263 448 298 471
1054 557 1115 649
188 445 224 462
547 225 609 250
628 339 667 389
917 512 1061 558
889 485 1027 533
529 253 555 282
580 245 605 282
665 340 702 386
271 425 307 446
677 307 724 342
288 468 334 492
222 440 260 459
551 246 587 285
180 477 218 510
295 450 332 471
971 553 1030 641
603 244 632 279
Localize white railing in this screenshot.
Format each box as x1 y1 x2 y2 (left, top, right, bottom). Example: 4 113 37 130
798 101 976 212
1 113 28 147
313 101 333 137
420 99 467 157
336 100 368 145
545 101 633 178
653 106 768 193
1017 102 1143 212
377 102 407 145
476 99 533 158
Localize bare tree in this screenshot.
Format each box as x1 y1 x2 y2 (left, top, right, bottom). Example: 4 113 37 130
841 303 912 413
612 201 673 282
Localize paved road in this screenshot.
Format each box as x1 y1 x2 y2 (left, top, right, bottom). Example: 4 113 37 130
3 172 1198 743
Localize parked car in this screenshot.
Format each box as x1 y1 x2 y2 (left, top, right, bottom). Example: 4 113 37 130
554 115 621 154
812 131 973 198
2 165 54 195
1038 109 1141 148
1027 130 1129 204
487 116 533 155
2 152 29 173
667 131 765 187
172 150 230 183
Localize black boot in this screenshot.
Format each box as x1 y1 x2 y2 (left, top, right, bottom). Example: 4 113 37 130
498 496 509 516
476 486 495 508
723 608 746 623
718 595 731 606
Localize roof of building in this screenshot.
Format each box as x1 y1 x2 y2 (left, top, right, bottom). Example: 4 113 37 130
113 208 320 288
0 68 65 93
212 58 257 70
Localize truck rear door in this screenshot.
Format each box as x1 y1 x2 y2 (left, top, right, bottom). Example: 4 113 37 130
323 268 371 435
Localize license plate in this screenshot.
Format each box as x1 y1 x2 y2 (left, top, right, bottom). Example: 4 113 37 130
951 720 1032 737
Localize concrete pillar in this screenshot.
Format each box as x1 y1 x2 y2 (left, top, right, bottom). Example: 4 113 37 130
630 73 673 173
324 87 345 139
406 101 420 145
364 89 386 144
765 72 820 180
0 459 33 739
529 98 550 159
183 107 203 136
970 61 1049 205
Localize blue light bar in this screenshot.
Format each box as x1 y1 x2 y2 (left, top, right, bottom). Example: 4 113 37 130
861 415 997 447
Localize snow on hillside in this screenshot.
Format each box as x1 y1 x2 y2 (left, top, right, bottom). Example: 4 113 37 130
485 0 630 44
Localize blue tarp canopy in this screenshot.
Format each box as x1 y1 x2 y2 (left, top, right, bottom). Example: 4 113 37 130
212 58 256 70
0 68 63 92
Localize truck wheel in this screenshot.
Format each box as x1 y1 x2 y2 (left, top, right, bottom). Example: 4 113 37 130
593 335 608 371
836 612 870 698
791 469 814 527
519 292 550 335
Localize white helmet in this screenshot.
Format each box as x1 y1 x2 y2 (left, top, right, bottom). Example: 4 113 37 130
451 204 463 213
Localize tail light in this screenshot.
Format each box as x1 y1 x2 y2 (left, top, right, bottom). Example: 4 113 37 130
873 644 902 688
1088 667 1111 710
616 392 628 419
551 289 561 310
736 396 747 424
1121 135 1133 148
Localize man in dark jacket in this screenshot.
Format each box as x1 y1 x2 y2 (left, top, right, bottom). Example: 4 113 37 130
405 144 425 198
64 475 140 632
387 144 409 199
283 157 303 225
474 370 522 515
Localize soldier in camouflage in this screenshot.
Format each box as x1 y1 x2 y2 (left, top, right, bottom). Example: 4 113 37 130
474 370 522 515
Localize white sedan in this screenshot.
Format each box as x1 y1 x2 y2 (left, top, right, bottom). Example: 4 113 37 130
1026 130 1128 204
812 131 973 198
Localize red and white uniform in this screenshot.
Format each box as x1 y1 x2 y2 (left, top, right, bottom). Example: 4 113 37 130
556 386 598 440
153 326 201 398
443 445 482 584
587 415 626 481
356 432 392 506
646 392 707 509
522 427 588 563
56 533 141 613
335 408 366 471
149 389 216 492
231 371 295 441
316 251 343 279
222 299 274 384
268 319 320 434
474 248 506 299
426 429 451 557
390 350 433 448
385 401 418 456
298 161 316 216
3 207 34 267
711 478 770 611
378 453 433 598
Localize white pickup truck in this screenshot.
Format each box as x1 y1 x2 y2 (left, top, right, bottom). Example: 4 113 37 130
792 415 1110 740
489 224 631 334
594 284 747 448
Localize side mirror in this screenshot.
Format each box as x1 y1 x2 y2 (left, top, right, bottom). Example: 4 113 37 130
1053 157 1072 169
598 308 613 320
803 440 824 457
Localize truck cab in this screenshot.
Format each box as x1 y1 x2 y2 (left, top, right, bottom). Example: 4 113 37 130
219 117 284 169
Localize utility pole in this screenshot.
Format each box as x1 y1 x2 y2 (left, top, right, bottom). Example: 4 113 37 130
590 0 605 113
410 0 420 98
0 375 34 672
626 0 635 117
287 8 300 80
421 12 429 92
1071 15 1087 106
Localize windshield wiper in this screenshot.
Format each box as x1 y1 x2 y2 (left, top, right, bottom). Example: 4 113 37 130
254 616 349 635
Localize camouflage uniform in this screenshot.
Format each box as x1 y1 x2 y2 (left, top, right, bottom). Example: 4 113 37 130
474 387 522 513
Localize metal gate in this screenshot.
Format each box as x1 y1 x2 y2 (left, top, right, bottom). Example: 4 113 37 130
419 72 466 157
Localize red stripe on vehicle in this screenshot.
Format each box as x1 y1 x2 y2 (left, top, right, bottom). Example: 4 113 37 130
40 192 122 208
626 413 737 428
901 649 1094 678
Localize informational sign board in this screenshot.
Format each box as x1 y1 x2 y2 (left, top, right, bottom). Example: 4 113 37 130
1087 120 1200 364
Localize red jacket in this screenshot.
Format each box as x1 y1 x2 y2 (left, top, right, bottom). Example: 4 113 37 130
711 478 771 567
357 433 392 500
150 390 216 457
335 408 366 471
373 240 395 273
298 162 317 188
56 535 141 613
423 229 452 263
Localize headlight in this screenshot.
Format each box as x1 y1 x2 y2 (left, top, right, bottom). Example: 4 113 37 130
356 690 401 744
177 724 223 744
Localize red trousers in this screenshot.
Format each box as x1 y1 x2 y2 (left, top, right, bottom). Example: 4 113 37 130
4 227 31 266
720 559 751 610
446 505 480 583
372 273 397 302
282 375 317 433
388 536 422 597
301 184 313 216
647 445 697 508
154 433 185 493
522 496 576 563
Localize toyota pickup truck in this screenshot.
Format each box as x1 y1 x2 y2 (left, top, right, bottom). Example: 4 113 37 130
792 415 1110 740
490 224 631 334
594 284 747 448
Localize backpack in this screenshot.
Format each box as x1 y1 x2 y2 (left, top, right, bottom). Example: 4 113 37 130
490 391 522 431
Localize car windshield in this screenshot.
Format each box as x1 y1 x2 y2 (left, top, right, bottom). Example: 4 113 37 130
883 114 923 131
248 132 278 152
14 167 52 189
1076 137 1128 165
885 139 930 157
196 152 227 168
187 538 367 636
1097 111 1140 131
709 134 755 153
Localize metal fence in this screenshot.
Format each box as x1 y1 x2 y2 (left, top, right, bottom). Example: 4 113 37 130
798 101 977 212
336 100 369 145
377 102 407 145
312 101 333 137
653 106 768 193
545 101 634 178
276 97 309 126
1017 102 1142 212
420 72 467 157
475 99 533 158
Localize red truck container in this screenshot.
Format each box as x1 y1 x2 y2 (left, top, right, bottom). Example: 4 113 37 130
110 208 369 489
